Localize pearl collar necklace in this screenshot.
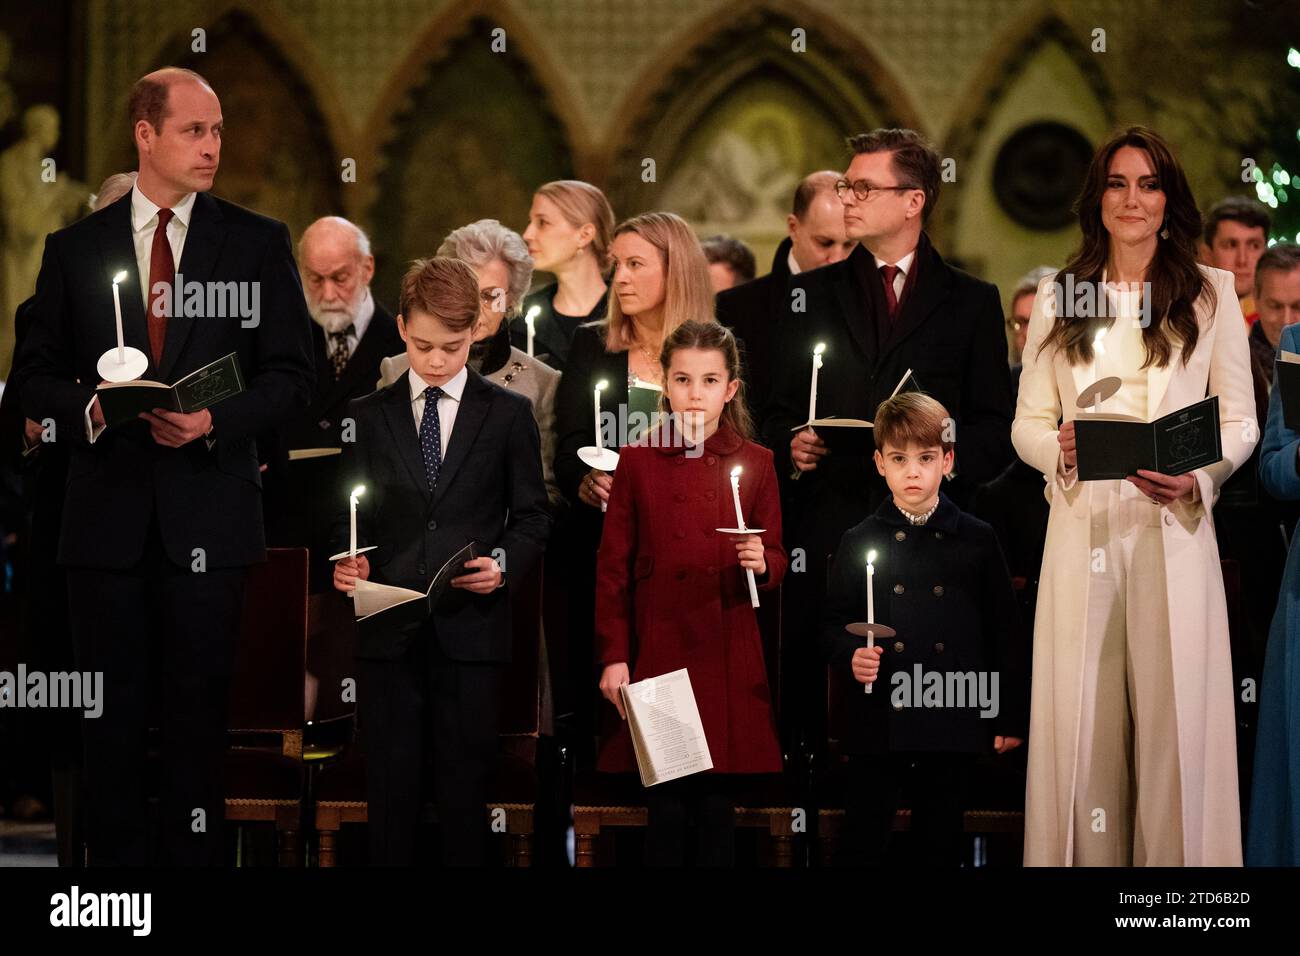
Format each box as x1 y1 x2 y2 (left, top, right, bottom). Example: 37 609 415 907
895 499 939 525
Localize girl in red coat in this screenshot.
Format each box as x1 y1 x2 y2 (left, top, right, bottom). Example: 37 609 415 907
595 318 787 865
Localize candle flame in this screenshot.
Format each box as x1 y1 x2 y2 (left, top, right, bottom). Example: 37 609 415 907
813 342 826 355
525 305 540 322
867 549 877 564
112 270 128 284
731 465 742 477
596 379 608 392
351 485 365 498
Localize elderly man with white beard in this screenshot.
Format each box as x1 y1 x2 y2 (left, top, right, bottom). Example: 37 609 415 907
261 215 402 594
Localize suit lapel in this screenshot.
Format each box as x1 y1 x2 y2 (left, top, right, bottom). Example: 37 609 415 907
835 247 874 362
380 379 431 499
96 194 149 365
1147 344 1180 420
877 235 952 368
433 369 492 506
160 192 226 381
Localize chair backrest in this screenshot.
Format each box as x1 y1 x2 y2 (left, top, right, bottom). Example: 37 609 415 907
228 547 308 732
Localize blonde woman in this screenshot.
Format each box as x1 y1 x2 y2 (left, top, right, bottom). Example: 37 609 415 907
551 211 714 762
516 180 615 370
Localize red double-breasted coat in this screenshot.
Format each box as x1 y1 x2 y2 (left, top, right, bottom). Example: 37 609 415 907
594 424 787 774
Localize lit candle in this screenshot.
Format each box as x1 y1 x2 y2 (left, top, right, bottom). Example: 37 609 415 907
866 549 877 694
111 270 128 362
525 304 540 358
593 379 608 449
731 466 760 608
730 465 746 529
349 485 365 558
808 342 826 424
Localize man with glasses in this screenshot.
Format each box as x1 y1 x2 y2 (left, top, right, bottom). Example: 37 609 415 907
717 170 855 403
760 130 1014 835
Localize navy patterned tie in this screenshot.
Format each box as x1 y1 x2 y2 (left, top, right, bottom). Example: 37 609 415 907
419 386 444 486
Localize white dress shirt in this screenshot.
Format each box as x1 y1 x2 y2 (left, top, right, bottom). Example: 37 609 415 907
131 185 196 307
408 364 468 447
873 249 916 300
787 248 802 276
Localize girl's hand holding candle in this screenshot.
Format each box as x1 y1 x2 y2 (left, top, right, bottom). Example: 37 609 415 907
733 534 767 576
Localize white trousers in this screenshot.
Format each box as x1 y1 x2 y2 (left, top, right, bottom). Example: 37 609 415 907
1071 479 1184 866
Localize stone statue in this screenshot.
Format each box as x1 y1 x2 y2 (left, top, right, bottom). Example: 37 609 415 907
0 104 88 377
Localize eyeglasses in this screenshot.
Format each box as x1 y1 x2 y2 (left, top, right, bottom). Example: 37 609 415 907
834 179 919 202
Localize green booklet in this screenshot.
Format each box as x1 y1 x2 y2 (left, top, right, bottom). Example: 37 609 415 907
627 378 663 443
96 352 245 430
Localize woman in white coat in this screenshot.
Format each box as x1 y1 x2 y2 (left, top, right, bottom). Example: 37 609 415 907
1013 126 1256 866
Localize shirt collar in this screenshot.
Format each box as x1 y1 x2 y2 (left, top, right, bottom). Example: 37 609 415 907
873 248 916 276
408 364 468 404
786 247 802 276
873 490 961 533
130 184 196 234
351 288 376 340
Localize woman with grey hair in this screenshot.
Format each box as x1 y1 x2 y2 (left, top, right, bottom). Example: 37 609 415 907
380 219 563 508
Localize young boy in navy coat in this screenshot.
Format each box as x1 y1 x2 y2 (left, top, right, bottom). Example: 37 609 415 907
821 392 1027 866
333 257 550 865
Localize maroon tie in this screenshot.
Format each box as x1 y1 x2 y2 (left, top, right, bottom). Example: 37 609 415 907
147 208 176 366
880 264 900 321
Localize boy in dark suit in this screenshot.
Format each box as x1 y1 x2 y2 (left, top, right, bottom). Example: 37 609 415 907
332 257 550 865
821 392 1027 866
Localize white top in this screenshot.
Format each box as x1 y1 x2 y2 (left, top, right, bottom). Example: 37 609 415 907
1093 281 1150 420
873 249 916 300
131 185 196 308
408 364 467 445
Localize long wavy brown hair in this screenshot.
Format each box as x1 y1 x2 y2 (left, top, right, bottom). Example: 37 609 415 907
657 319 755 441
1038 126 1214 368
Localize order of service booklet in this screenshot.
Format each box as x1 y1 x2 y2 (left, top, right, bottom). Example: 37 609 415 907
96 351 245 429
1275 350 1300 431
1074 395 1222 480
350 542 477 628
618 668 713 787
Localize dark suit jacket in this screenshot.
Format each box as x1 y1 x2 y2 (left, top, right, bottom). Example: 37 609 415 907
335 368 551 662
762 234 1013 551
511 282 608 372
715 237 794 410
283 303 401 450
13 190 315 570
820 494 1027 754
553 322 629 506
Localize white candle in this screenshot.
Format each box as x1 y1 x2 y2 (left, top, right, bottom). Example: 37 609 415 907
111 270 128 362
525 305 540 358
593 379 608 449
866 549 877 694
731 466 760 608
808 342 826 423
349 485 365 557
730 465 746 529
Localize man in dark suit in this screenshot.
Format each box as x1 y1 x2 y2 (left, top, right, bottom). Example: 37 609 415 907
332 257 550 866
12 67 314 865
265 215 402 591
716 170 856 406
762 128 1013 759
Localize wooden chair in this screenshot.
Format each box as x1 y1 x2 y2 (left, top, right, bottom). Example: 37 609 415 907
224 546 310 865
